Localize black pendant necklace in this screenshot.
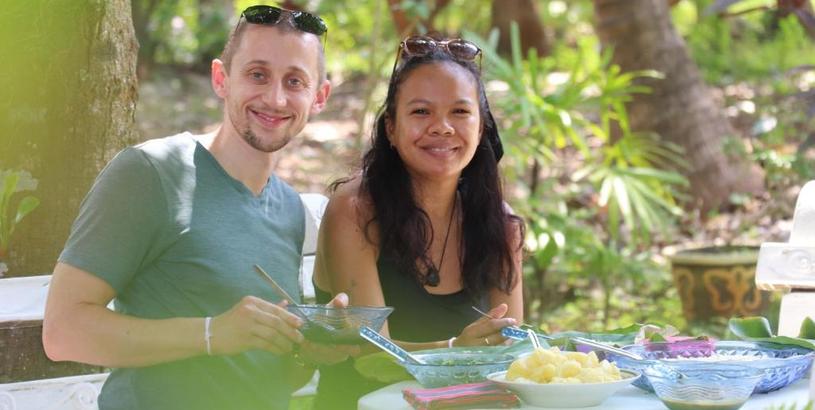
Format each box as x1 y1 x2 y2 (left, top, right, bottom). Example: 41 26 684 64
425 196 457 287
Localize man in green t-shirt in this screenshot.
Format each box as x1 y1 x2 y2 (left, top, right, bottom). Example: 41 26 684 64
42 6 356 410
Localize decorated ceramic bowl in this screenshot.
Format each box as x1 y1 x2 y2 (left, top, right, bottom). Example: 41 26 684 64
644 362 763 410
487 370 639 408
607 340 814 394
401 348 515 388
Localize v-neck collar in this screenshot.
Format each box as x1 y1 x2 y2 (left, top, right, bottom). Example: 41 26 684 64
194 139 273 200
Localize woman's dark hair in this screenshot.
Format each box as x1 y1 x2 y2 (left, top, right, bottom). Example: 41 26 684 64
335 45 524 297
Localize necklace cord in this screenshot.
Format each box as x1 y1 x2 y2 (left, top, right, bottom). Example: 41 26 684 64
425 195 457 286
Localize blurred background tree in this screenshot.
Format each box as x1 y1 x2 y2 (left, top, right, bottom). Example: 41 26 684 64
0 0 139 276
594 0 766 213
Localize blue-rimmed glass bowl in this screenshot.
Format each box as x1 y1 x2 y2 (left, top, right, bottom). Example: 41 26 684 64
644 363 763 410
401 347 516 387
286 305 393 344
607 341 814 394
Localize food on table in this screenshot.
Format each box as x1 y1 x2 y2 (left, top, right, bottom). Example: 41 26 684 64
506 346 622 384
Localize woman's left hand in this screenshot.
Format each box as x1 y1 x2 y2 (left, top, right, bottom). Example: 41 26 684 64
453 303 517 347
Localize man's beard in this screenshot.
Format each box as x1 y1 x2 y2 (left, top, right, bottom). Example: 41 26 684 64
241 129 290 153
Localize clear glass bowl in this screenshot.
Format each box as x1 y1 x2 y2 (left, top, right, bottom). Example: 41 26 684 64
644 363 763 410
401 348 516 388
286 305 393 344
607 341 814 393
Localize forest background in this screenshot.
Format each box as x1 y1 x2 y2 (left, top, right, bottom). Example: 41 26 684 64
2 0 815 340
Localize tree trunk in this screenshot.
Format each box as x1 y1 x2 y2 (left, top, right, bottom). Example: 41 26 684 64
0 0 139 276
491 0 549 57
593 0 764 212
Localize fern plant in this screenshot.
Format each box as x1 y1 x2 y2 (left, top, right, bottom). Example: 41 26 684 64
466 23 689 327
0 170 40 267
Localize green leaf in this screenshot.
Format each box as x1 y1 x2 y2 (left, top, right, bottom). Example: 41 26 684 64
729 317 815 350
612 176 633 225
622 167 689 185
14 196 39 225
534 232 560 270
751 336 815 351
729 316 774 339
354 352 412 383
1 173 20 222
799 317 815 339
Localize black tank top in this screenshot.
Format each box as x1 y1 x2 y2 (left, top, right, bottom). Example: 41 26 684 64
312 256 489 410
375 255 488 341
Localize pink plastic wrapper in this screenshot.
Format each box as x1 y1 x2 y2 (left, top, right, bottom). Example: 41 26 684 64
643 336 716 358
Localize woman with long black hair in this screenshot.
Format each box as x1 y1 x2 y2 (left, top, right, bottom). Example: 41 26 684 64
312 35 525 409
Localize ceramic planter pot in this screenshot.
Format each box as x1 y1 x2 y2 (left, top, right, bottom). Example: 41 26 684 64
668 246 771 322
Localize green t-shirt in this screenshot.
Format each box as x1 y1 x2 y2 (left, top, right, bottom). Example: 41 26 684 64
59 133 306 410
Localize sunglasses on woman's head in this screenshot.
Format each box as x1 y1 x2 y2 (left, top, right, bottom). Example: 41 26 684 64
396 36 482 67
240 5 327 36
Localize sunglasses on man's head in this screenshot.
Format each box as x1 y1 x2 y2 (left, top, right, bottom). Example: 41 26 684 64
241 5 327 36
397 36 482 64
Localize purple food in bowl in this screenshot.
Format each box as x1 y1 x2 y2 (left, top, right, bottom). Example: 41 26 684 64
641 337 716 357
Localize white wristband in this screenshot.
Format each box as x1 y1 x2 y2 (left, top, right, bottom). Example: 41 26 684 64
447 336 456 349
204 317 213 356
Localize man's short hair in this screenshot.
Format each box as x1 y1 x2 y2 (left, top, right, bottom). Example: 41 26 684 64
219 17 326 82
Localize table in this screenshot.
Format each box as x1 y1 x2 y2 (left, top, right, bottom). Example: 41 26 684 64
359 378 812 410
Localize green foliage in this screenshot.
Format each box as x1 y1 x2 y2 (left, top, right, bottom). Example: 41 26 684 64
671 0 700 36
0 170 40 260
132 0 232 72
317 0 399 76
728 316 815 350
467 23 688 330
432 0 494 35
748 79 815 190
801 317 815 339
688 6 815 83
477 26 687 246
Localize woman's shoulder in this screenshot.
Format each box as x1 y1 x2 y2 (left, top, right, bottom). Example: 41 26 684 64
326 177 375 225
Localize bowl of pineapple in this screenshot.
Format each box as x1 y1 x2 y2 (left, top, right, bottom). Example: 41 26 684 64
487 346 639 408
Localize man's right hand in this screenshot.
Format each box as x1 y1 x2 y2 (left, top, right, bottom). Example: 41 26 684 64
210 296 305 356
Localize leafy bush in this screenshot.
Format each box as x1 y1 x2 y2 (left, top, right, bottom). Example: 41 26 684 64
467 24 688 331
0 170 40 271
